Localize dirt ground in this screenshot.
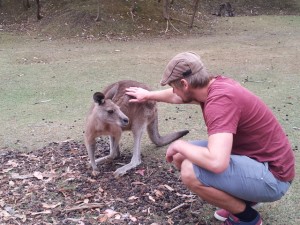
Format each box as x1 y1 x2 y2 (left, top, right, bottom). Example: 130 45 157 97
0 15 299 224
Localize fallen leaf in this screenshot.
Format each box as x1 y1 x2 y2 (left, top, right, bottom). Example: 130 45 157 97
0 209 11 220
87 178 97 183
98 215 108 222
148 195 155 202
42 202 62 209
131 181 146 185
128 196 139 201
130 215 137 222
135 169 145 176
98 187 104 192
6 160 19 167
2 168 13 173
11 173 33 180
154 189 163 197
168 217 174 225
104 209 118 218
33 171 43 180
164 184 174 191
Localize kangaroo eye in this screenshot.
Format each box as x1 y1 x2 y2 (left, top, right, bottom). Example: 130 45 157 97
107 109 114 114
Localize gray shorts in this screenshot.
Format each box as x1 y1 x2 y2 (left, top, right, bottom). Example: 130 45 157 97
190 140 291 203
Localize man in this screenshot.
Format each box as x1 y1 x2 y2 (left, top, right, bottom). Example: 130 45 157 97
125 52 295 225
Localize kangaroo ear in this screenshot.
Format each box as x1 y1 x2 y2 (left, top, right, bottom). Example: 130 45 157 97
93 92 105 105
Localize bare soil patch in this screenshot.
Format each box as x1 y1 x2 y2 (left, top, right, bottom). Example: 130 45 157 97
0 139 217 225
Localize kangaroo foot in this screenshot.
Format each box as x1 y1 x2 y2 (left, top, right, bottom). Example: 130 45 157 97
113 160 141 178
91 170 100 177
95 155 114 164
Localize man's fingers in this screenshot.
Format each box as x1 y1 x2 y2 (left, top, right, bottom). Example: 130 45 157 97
128 98 138 103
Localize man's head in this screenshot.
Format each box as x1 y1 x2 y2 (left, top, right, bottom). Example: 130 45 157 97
160 52 213 88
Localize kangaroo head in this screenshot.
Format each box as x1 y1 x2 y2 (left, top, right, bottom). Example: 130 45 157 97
92 92 129 128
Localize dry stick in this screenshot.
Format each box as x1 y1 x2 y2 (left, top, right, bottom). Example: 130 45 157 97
165 20 169 33
170 17 200 28
63 218 84 223
65 203 104 211
169 19 181 33
168 203 187 213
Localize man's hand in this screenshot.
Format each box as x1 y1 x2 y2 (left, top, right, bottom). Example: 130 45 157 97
165 140 183 163
126 87 149 103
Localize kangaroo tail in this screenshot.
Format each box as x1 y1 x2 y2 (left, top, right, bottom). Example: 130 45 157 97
147 115 189 147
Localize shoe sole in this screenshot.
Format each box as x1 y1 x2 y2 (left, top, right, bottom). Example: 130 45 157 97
214 211 227 222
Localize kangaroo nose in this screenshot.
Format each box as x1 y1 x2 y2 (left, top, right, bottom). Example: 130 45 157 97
123 118 129 125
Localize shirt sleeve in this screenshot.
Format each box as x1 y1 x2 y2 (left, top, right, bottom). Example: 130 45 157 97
204 94 241 136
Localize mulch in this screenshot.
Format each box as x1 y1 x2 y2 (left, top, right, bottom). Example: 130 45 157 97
0 139 218 225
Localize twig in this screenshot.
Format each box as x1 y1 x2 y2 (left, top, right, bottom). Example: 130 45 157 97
34 99 52 105
64 203 104 211
245 80 264 83
165 19 181 33
31 210 52 215
63 218 84 223
170 17 200 28
244 77 272 83
169 20 181 33
165 20 169 33
168 203 187 213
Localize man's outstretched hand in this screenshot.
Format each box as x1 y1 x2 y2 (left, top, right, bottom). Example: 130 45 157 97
126 87 149 103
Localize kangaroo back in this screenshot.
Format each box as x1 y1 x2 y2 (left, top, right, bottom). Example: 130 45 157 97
103 80 189 144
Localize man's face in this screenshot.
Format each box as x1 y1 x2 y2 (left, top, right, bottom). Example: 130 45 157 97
170 83 193 103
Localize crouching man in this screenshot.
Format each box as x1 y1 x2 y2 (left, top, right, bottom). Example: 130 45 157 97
125 52 295 225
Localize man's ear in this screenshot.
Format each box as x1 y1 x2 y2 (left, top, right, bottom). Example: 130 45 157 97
180 79 189 89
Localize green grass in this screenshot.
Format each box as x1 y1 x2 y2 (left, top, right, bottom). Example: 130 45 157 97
0 15 299 224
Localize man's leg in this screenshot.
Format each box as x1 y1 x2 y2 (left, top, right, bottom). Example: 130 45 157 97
180 159 262 224
180 159 246 214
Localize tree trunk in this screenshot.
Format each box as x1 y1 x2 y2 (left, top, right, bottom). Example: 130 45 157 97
190 0 199 28
131 0 137 13
162 0 170 20
36 0 43 20
95 0 101 21
23 0 30 9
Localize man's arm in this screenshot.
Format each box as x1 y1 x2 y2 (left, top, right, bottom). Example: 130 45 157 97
166 133 233 173
126 87 183 104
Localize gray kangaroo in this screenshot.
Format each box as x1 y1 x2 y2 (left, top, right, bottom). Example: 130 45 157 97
84 80 189 177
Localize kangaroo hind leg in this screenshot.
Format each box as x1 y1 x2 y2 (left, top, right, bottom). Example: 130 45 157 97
114 123 146 177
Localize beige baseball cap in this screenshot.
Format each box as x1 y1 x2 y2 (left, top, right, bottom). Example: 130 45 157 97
160 51 204 86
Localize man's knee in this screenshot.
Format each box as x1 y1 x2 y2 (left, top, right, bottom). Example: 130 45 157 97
180 160 202 188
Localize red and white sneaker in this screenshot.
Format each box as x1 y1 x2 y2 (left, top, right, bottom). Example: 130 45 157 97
214 209 236 222
222 214 262 225
214 203 263 222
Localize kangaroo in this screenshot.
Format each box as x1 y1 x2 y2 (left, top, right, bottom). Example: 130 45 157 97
84 80 189 177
